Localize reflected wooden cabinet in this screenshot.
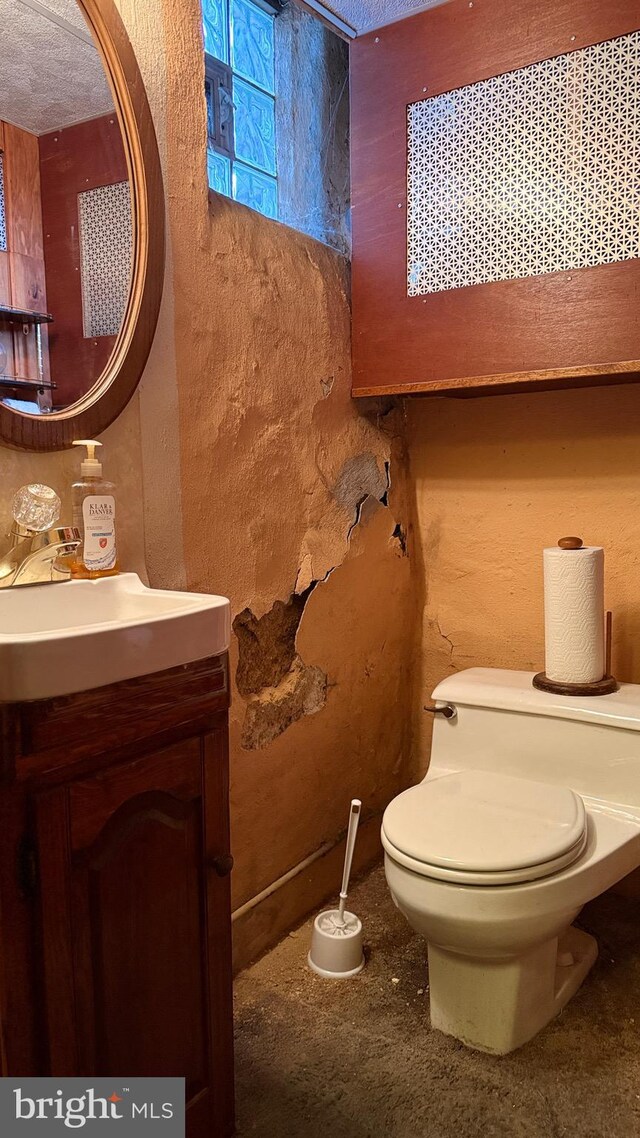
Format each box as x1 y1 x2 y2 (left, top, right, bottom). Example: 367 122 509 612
0 656 234 1138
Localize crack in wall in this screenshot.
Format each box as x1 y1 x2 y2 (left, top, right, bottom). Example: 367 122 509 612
379 460 391 506
392 523 408 555
436 617 455 659
346 495 368 543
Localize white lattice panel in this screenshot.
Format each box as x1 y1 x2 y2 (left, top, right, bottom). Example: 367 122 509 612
407 32 640 296
78 181 132 337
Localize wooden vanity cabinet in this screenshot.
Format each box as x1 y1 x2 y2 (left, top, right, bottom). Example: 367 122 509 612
0 655 234 1138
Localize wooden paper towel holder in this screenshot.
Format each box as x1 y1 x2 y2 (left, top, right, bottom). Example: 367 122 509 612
532 673 617 697
533 609 618 697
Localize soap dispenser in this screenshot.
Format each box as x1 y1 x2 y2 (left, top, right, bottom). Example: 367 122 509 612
70 440 118 579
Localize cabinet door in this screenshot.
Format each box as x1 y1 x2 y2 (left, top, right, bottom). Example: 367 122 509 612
34 727 233 1138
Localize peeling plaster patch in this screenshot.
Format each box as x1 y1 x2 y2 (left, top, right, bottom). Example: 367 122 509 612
235 449 400 750
234 584 328 750
346 493 385 543
392 523 408 555
379 460 391 506
346 496 368 543
241 656 327 750
321 375 335 397
333 452 388 515
334 452 390 542
359 494 385 527
234 584 316 698
294 554 314 595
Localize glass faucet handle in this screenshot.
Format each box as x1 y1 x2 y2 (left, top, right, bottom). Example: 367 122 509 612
12 484 61 532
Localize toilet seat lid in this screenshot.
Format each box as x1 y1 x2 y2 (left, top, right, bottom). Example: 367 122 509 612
382 770 586 874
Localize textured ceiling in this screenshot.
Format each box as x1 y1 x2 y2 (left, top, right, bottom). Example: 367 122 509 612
0 0 114 135
323 0 448 35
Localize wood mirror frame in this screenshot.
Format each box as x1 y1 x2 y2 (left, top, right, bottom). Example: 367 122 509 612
0 0 165 452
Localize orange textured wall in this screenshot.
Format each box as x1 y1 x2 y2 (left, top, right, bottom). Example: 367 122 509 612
407 383 640 770
161 0 415 962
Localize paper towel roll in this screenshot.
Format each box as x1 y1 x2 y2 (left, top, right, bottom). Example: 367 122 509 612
543 545 605 683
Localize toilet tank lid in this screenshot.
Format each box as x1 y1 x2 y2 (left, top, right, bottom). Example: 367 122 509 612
432 668 640 733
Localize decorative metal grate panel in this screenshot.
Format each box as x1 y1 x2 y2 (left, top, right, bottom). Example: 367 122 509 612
0 153 6 253
407 31 640 296
78 181 132 338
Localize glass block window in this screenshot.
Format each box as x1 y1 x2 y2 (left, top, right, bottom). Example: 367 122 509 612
203 0 228 63
407 31 640 297
233 79 276 175
233 162 277 217
208 149 231 196
231 0 275 93
0 154 6 253
203 0 278 220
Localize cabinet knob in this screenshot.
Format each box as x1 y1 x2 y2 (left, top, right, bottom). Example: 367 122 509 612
209 853 234 877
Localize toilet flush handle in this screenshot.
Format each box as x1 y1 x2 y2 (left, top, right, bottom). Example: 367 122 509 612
423 702 456 720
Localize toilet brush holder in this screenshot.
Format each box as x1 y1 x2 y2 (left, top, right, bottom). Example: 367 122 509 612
308 911 365 978
308 798 365 979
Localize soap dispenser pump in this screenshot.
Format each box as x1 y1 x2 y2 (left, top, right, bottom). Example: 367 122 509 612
71 439 118 579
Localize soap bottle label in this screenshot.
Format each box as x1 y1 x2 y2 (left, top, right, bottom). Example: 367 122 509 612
82 495 116 571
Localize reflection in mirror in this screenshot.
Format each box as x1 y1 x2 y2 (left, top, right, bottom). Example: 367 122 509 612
0 0 132 416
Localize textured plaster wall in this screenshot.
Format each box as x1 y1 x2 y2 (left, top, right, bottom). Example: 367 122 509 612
114 0 187 591
162 0 414 913
0 0 414 958
407 384 640 771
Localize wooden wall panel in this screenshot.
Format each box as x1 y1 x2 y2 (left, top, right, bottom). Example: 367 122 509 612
0 121 48 391
0 252 14 383
39 114 128 408
9 253 49 384
4 123 43 260
350 0 640 397
8 253 47 312
0 253 9 302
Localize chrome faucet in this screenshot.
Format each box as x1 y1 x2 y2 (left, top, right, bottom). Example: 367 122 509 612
0 484 80 588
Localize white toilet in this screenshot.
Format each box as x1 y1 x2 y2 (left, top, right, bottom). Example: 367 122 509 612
382 668 640 1054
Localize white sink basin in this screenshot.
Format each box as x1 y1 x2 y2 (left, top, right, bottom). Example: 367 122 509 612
0 573 231 701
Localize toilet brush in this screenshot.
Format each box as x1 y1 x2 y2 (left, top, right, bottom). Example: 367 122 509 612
308 799 365 978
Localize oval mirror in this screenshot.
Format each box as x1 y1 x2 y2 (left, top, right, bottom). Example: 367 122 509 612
0 0 164 450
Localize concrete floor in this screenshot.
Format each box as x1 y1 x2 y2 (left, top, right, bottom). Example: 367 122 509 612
234 865 640 1137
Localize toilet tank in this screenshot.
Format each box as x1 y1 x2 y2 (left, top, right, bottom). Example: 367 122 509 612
429 668 640 810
